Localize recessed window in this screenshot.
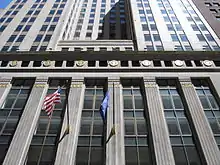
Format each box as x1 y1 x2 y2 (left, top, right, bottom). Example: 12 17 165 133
88 61 96 67
34 35 43 42
33 61 42 67
7 35 17 42
40 25 48 31
205 34 215 41
196 34 206 41
66 61 75 67
23 25 31 31
29 17 36 22
44 35 52 42
171 34 179 42
142 24 149 31
16 35 25 42
144 34 151 41
179 34 188 42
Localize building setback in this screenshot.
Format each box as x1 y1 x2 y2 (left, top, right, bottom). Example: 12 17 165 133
0 0 220 165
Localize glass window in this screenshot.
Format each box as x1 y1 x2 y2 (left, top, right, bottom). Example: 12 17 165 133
171 34 179 42
122 82 152 165
144 34 151 41
7 35 17 42
158 80 202 165
16 35 25 42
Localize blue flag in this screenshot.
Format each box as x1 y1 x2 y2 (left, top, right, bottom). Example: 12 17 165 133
100 91 109 121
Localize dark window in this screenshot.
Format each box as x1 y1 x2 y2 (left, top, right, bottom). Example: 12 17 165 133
185 60 192 67
99 61 108 67
34 35 43 42
194 60 202 66
53 17 59 22
7 35 17 42
45 17 52 22
144 34 151 41
196 34 206 41
0 79 35 164
23 25 31 31
40 25 48 31
171 34 179 42
26 79 68 165
21 17 28 22
29 17 36 22
76 82 105 165
158 80 202 165
34 10 40 15
122 82 152 165
44 35 52 42
6 18 13 23
193 79 220 148
132 61 140 67
1 61 9 67
16 35 25 42
0 25 7 32
15 25 23 31
153 61 161 67
49 10 55 15
33 61 42 67
1 46 9 52
142 24 149 31
49 25 56 31
88 61 95 67
164 61 173 67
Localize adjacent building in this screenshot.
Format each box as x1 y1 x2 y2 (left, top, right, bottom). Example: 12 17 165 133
0 0 220 165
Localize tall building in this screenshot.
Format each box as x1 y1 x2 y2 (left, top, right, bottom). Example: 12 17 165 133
0 0 220 165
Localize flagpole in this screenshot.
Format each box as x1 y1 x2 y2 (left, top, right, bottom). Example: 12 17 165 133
37 112 53 165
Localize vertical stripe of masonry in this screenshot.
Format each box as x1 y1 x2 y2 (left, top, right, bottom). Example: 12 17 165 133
54 79 85 165
179 77 220 165
143 77 175 165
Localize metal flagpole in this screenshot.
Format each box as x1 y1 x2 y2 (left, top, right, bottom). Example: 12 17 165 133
37 111 53 165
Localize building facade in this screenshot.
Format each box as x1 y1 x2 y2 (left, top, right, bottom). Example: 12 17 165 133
1 0 220 165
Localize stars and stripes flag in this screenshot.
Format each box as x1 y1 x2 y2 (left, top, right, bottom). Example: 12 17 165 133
42 87 61 118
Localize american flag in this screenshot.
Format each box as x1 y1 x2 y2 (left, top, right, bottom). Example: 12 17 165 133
43 87 61 117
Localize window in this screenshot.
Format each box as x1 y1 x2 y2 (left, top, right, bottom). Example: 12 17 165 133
6 18 13 23
44 35 52 42
23 25 31 31
21 17 28 22
158 79 202 165
142 24 149 31
191 24 199 31
75 80 106 165
205 34 215 41
1 46 9 51
122 80 152 165
171 34 179 42
49 10 55 15
0 79 35 164
174 24 182 31
26 79 69 165
45 17 52 22
167 24 174 31
179 34 188 42
153 34 161 41
34 35 43 42
49 25 56 31
144 34 151 41
53 17 59 22
40 25 48 31
29 17 36 22
16 35 25 42
7 35 17 42
192 79 220 149
15 25 23 31
196 34 206 41
150 24 157 31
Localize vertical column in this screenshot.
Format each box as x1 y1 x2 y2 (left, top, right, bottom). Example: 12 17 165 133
54 79 85 165
143 77 175 165
115 79 126 165
106 78 122 165
0 77 12 106
179 77 220 164
3 77 48 165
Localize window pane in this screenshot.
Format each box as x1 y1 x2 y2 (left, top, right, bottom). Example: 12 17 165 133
134 96 143 109
90 147 103 165
84 96 93 109
209 118 220 134
136 120 147 135
172 147 188 165
173 96 183 109
124 96 133 109
166 118 180 135
80 120 91 134
208 96 218 109
93 120 103 135
124 120 135 135
139 147 150 164
179 119 191 134
199 96 210 109
76 147 89 164
186 146 201 165
125 147 138 164
162 96 173 109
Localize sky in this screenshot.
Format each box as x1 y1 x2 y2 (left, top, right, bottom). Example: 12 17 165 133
0 0 12 9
